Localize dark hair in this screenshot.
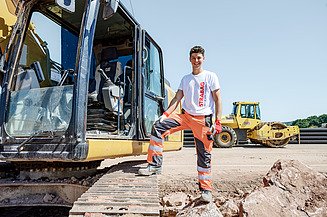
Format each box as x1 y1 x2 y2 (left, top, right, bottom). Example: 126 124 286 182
189 45 205 57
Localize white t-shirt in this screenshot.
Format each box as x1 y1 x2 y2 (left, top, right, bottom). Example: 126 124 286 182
178 70 220 116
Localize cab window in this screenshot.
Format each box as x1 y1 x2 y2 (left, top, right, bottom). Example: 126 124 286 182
240 104 255 119
143 36 164 135
256 105 261 120
144 39 162 97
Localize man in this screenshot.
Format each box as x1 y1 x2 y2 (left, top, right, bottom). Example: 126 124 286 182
138 45 222 203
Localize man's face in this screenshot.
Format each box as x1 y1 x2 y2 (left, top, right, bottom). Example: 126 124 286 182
190 53 205 70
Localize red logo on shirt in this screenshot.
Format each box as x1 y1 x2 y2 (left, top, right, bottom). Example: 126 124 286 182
199 82 205 107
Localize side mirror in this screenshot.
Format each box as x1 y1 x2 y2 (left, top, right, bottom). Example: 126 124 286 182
55 0 75 13
103 0 120 20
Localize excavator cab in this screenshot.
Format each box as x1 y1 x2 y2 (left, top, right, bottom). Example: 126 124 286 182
0 0 182 164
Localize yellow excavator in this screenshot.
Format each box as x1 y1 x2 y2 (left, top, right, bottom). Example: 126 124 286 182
0 0 182 161
0 0 182 215
0 0 17 53
215 101 299 148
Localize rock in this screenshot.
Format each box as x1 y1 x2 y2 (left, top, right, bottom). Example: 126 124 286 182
1 198 10 204
43 193 55 203
235 188 244 196
241 159 327 217
161 192 192 217
214 196 226 206
162 192 190 207
219 199 239 217
82 180 90 186
177 201 223 217
70 176 78 183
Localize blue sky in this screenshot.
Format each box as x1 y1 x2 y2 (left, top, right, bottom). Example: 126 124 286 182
120 0 327 122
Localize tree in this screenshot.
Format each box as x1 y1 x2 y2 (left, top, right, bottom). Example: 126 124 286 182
292 114 327 128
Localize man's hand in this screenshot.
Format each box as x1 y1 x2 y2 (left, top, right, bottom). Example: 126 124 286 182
210 119 222 135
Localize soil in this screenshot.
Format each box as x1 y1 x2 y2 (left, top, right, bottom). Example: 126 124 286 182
102 143 327 202
1 143 326 216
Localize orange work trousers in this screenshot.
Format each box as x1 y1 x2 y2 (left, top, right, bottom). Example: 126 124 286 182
147 111 214 191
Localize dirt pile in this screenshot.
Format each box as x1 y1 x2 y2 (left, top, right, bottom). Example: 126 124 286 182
161 192 223 217
176 201 223 217
240 159 327 217
161 192 194 216
161 159 327 217
161 191 234 217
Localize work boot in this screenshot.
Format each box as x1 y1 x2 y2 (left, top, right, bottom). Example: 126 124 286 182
200 190 212 203
138 165 162 176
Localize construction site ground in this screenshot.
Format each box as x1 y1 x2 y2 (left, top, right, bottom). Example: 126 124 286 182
1 143 326 216
101 143 327 200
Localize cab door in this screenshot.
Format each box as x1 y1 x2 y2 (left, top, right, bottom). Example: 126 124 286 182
140 31 165 138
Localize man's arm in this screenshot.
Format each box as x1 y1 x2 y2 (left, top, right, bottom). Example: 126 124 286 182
212 89 222 121
165 89 184 115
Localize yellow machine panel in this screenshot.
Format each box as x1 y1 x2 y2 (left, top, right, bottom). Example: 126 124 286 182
86 139 182 161
0 0 17 52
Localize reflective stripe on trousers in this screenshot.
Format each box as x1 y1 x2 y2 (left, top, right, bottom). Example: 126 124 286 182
147 112 213 191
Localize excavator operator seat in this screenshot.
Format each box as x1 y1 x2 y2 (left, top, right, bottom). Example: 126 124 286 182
96 47 123 114
100 47 123 84
14 68 40 91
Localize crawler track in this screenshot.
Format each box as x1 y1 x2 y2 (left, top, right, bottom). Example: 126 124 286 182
69 160 160 216
0 160 160 216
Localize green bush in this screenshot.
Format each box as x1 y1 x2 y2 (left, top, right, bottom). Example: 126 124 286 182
292 114 327 128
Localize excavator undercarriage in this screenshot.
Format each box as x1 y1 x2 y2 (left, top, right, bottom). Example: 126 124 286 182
0 160 161 216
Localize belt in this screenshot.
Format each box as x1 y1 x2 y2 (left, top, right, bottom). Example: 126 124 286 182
182 109 212 118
